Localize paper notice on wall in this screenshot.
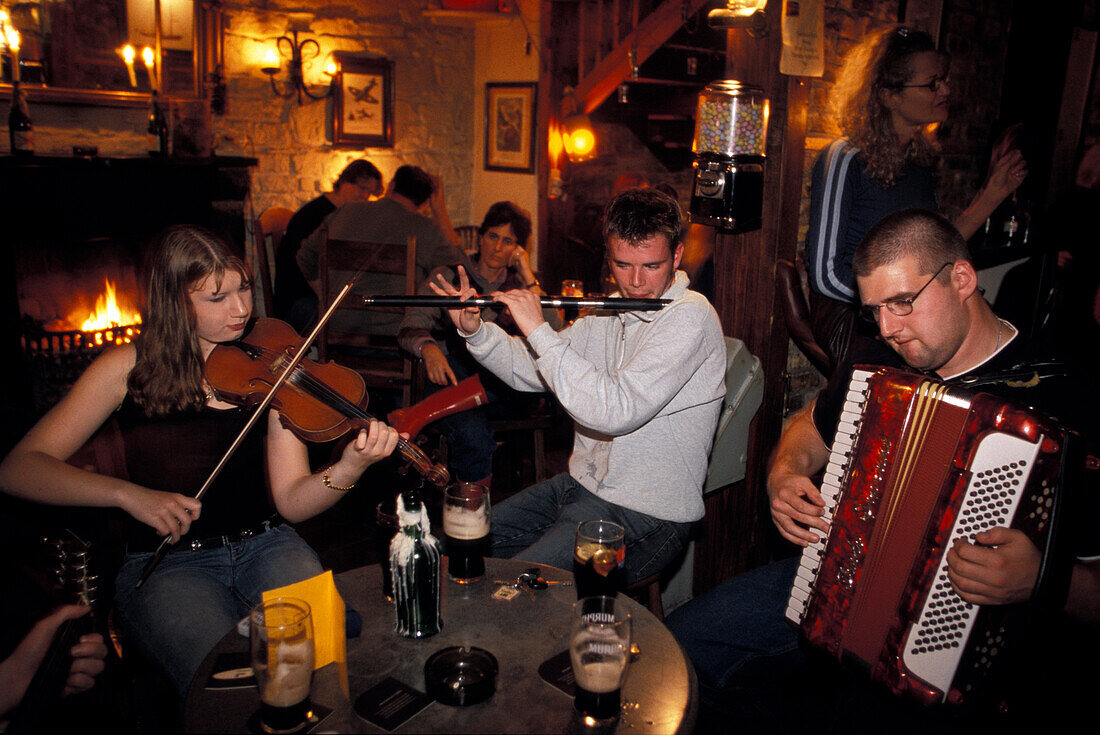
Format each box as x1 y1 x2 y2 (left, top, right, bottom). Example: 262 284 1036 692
780 0 824 77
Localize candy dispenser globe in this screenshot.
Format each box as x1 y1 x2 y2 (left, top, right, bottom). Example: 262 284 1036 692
689 81 769 232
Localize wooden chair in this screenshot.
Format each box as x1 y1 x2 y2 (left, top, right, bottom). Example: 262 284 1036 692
777 257 833 375
253 207 294 318
317 228 419 408
454 225 479 255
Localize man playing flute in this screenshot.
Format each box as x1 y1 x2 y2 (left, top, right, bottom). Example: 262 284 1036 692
430 187 727 586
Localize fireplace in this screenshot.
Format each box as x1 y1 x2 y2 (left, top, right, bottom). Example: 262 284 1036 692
1 154 257 451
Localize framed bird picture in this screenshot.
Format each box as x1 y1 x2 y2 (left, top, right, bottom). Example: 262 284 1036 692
333 54 394 148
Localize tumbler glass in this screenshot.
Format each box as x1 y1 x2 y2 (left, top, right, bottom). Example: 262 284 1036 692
569 595 632 721
572 520 625 599
442 482 491 583
250 597 315 734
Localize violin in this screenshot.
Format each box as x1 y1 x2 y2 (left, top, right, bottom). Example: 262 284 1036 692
204 318 449 487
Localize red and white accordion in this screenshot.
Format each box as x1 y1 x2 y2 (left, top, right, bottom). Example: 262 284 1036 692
785 366 1068 706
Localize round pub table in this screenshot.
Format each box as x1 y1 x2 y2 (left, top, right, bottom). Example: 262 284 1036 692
184 557 697 733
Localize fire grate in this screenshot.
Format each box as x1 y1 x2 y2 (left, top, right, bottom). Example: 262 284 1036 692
21 325 141 414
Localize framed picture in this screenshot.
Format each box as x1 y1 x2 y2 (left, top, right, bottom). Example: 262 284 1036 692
484 82 537 173
333 54 394 148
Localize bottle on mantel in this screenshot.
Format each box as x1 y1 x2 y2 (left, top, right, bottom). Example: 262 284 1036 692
389 480 442 639
146 91 169 157
8 81 34 157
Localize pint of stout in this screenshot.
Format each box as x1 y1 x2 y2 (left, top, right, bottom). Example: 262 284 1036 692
569 596 632 721
250 598 315 734
573 520 625 598
443 483 491 583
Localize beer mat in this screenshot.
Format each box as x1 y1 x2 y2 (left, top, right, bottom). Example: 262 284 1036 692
538 649 576 696
245 703 331 735
206 651 256 689
353 677 432 731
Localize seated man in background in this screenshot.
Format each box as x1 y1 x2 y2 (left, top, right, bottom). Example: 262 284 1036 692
430 188 727 585
296 165 464 340
667 208 1098 734
397 201 560 490
274 159 383 333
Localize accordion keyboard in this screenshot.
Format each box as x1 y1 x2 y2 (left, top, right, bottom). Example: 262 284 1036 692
784 368 874 625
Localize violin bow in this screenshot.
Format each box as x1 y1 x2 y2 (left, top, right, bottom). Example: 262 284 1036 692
136 279 358 588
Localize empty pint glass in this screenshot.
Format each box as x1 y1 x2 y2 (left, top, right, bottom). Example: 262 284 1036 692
573 520 625 598
250 597 315 734
570 596 632 721
443 482 490 583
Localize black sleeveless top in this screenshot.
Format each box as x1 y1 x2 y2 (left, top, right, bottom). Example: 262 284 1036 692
116 395 276 552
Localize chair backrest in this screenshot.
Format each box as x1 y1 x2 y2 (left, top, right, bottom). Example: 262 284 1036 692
777 257 833 376
253 207 294 318
317 228 418 405
703 337 764 494
454 225 479 255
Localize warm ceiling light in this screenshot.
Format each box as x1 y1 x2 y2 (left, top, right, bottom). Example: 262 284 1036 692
562 113 596 162
708 0 767 34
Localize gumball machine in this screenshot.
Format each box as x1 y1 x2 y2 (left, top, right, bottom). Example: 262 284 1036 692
688 81 769 232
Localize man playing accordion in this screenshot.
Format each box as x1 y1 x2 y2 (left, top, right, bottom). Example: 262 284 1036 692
669 208 1098 733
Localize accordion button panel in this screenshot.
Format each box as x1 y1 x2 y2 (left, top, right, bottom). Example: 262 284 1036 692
899 430 1042 697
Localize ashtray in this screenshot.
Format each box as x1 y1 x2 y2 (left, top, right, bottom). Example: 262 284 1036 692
424 646 498 706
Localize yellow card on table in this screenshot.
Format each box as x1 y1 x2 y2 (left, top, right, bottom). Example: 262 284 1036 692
263 570 346 680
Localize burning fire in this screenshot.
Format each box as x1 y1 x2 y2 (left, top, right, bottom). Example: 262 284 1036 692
41 279 142 347
80 279 142 332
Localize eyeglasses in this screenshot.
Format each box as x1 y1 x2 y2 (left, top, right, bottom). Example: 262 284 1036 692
859 262 951 323
898 74 949 93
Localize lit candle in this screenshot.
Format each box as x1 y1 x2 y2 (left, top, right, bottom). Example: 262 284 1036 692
122 45 137 88
260 48 280 74
142 46 156 91
8 29 19 83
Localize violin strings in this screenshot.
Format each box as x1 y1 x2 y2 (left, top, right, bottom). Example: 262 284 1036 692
251 344 420 456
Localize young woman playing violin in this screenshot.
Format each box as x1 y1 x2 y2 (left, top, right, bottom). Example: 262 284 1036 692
0 225 399 698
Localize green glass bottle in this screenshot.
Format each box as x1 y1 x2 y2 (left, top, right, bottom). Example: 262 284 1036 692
389 483 442 638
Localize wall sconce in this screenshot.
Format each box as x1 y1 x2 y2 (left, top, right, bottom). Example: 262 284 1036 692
708 0 767 36
560 90 596 163
562 113 597 162
260 29 330 105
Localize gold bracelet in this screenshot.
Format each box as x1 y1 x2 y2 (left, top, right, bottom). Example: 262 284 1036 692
321 466 356 492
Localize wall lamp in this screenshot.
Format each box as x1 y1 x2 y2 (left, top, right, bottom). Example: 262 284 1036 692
559 89 596 162
562 113 597 162
708 0 768 36
261 29 331 105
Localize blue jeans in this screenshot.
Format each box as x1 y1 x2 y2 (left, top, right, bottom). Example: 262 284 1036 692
113 524 323 698
666 556 807 726
490 472 691 584
666 557 998 734
425 355 513 483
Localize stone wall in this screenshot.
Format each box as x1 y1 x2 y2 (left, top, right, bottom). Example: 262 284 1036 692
10 1 480 231
217 1 476 226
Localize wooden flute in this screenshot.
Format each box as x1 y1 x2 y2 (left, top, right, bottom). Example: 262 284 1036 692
361 295 671 311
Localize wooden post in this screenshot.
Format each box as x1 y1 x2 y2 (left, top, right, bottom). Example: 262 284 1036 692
693 2 811 593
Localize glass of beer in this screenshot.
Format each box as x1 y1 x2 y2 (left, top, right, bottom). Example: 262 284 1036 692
573 520 625 598
250 597 315 734
569 595 632 722
442 482 491 583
